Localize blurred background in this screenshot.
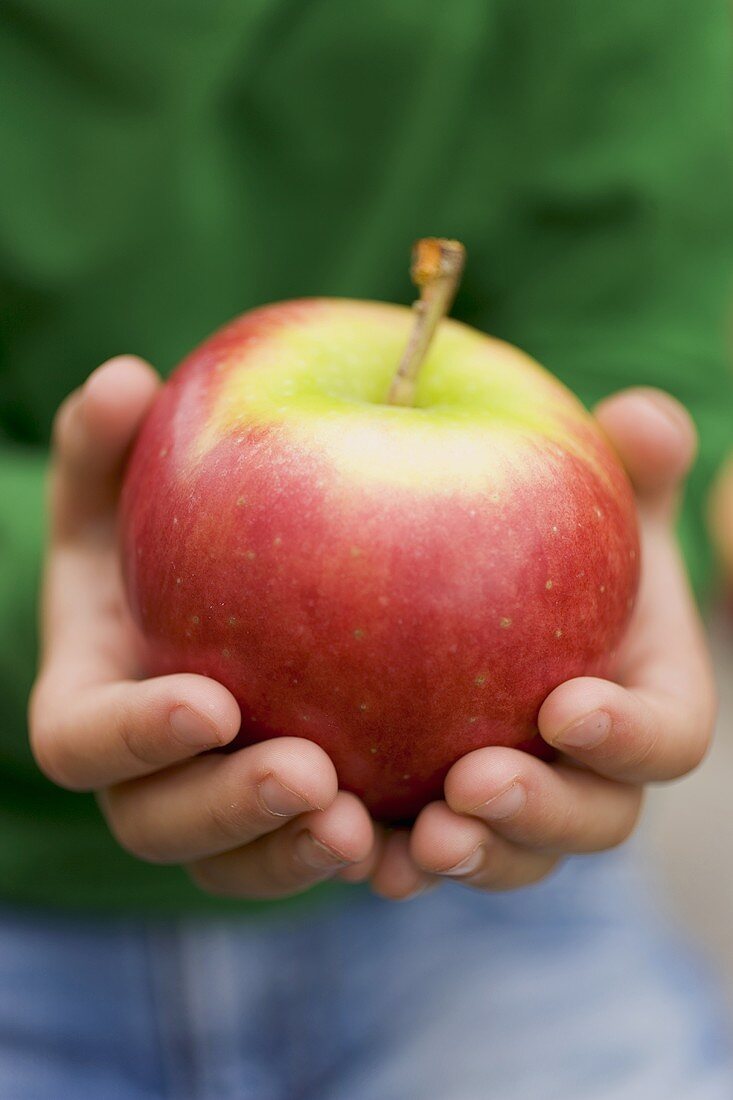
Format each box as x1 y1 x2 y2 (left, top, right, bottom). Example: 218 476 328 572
646 601 733 1012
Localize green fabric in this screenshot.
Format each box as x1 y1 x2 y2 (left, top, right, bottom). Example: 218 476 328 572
0 0 732 913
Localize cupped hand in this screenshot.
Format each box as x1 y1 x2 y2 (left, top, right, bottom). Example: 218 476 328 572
365 388 717 899
29 357 374 899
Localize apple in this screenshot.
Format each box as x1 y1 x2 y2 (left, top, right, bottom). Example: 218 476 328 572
120 240 639 822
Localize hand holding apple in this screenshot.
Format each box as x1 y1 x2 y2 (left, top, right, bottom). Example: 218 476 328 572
29 237 715 903
29 356 714 903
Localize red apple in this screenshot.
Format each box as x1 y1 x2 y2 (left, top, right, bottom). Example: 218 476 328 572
120 242 639 822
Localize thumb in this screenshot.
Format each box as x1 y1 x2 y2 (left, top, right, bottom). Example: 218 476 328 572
51 356 160 541
593 387 697 523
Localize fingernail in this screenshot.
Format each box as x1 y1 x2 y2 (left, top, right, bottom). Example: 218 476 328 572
258 776 313 817
169 704 222 747
294 831 349 871
553 709 612 750
480 782 526 820
441 844 485 877
640 390 691 434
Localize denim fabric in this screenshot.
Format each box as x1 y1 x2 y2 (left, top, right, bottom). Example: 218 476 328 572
0 849 730 1099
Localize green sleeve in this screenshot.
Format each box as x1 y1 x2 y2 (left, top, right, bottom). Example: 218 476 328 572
0 449 46 770
463 0 733 600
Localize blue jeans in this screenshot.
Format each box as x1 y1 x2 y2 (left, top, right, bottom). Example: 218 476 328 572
0 849 731 1099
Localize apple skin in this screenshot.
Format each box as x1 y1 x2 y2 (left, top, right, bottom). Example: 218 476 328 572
120 299 640 823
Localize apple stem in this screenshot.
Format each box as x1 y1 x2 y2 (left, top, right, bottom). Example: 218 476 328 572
386 238 466 407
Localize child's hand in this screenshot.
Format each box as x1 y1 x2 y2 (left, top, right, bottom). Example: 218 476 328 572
29 358 374 899
359 389 717 899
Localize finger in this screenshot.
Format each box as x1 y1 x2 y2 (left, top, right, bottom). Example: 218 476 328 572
187 792 374 900
445 747 642 853
100 738 338 863
539 516 715 783
40 356 160 684
29 672 241 790
593 388 696 522
539 671 715 783
369 831 436 901
410 802 559 891
51 355 159 541
338 825 387 884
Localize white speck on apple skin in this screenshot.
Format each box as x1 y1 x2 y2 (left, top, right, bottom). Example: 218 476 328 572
246 550 256 560
273 537 282 547
499 617 512 629
159 447 168 458
600 585 605 593
555 628 563 638
369 746 378 754
475 674 486 686
221 647 230 657
545 579 553 590
236 496 246 507
551 525 558 534
176 577 182 586
191 615 200 625
172 516 178 526
359 702 368 711
468 716 478 723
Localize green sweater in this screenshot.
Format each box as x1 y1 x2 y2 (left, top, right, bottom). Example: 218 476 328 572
1 0 732 914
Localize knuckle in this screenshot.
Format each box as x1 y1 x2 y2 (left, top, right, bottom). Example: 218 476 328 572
685 736 709 775
186 860 245 898
104 798 167 864
116 717 168 771
684 694 717 774
264 838 323 898
51 391 80 451
550 799 580 849
620 726 662 778
28 696 86 791
524 854 562 888
486 855 560 893
29 721 65 786
206 791 263 845
606 788 644 849
475 849 560 893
